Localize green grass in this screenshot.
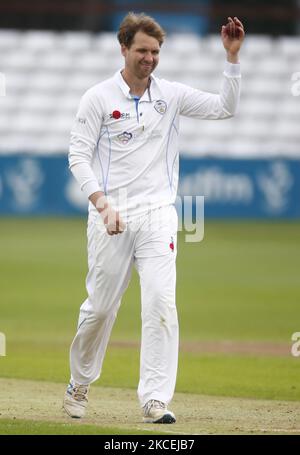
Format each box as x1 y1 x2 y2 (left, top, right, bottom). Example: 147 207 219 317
0 218 300 401
0 418 163 435
178 221 300 341
1 345 299 401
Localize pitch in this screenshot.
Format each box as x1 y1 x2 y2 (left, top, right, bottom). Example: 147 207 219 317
0 218 299 434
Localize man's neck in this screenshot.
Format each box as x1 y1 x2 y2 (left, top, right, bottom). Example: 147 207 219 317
121 69 150 98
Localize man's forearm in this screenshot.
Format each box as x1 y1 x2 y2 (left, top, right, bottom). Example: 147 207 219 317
89 191 125 235
69 161 102 199
89 191 107 213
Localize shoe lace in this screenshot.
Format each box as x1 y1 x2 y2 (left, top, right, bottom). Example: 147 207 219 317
144 399 165 413
73 384 89 402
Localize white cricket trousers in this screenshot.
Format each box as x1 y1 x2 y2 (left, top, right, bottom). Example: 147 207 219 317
69 205 179 407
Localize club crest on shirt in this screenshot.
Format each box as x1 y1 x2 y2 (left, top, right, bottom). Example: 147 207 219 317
154 100 167 115
117 131 133 144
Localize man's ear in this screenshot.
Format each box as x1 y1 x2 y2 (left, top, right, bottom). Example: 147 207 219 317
121 44 127 57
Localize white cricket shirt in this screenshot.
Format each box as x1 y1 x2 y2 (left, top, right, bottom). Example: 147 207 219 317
69 62 241 220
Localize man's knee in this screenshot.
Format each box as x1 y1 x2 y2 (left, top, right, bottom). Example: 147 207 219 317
144 278 175 307
141 283 177 324
91 304 119 322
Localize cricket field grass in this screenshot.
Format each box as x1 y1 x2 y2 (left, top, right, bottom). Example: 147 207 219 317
0 218 299 434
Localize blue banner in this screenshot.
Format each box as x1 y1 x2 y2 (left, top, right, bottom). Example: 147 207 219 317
178 158 300 218
0 155 299 218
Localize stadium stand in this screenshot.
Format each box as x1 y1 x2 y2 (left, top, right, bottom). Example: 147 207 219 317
0 30 299 158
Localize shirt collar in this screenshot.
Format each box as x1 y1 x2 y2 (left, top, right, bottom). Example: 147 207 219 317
114 70 162 102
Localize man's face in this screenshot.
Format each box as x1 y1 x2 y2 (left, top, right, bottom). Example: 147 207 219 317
121 31 160 79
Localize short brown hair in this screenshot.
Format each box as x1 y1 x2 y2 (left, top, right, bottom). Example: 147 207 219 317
118 12 166 48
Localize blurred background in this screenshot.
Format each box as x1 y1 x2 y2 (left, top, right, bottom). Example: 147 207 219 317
1 1 300 423
0 0 300 217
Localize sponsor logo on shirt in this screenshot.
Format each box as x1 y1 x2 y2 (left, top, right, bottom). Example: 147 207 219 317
154 100 167 115
169 236 174 252
110 110 130 120
117 131 133 144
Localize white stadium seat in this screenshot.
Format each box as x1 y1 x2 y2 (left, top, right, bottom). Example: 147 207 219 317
4 50 37 71
225 140 269 158
3 71 30 93
47 114 73 134
93 33 121 56
13 113 52 134
257 56 290 77
280 99 300 118
238 97 279 119
72 51 107 73
21 31 58 51
242 35 274 57
0 93 22 113
273 120 300 140
276 37 300 58
0 133 45 152
67 73 102 94
164 34 202 56
37 51 75 71
56 94 79 114
184 57 223 76
21 93 60 113
59 32 92 52
36 134 69 153
203 35 227 57
30 72 67 92
236 119 272 141
0 32 299 157
0 30 22 49
244 77 283 97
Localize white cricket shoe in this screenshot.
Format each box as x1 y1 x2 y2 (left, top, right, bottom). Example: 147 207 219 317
143 399 176 424
63 382 89 418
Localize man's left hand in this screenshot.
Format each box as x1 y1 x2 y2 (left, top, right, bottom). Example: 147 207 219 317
221 17 245 61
